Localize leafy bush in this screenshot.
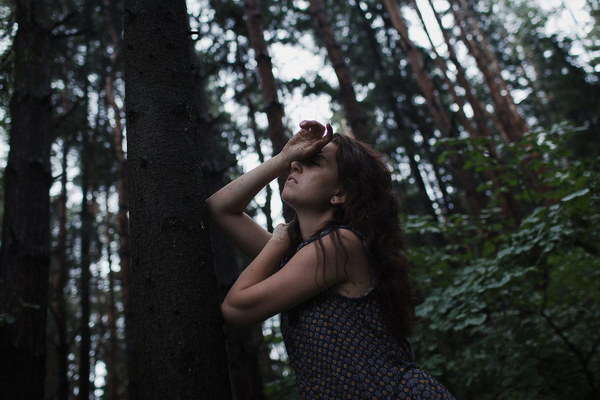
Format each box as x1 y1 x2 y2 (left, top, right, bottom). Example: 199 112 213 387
407 125 600 399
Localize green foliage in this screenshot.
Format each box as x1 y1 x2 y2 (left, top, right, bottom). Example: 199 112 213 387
407 125 600 399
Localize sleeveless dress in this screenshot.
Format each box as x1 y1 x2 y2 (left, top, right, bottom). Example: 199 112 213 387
280 228 455 400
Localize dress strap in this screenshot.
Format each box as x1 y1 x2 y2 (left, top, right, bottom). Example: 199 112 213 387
295 225 366 252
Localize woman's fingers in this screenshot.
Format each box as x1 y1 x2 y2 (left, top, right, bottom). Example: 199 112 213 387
299 120 326 136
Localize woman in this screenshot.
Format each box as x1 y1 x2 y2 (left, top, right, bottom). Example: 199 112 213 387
207 120 455 399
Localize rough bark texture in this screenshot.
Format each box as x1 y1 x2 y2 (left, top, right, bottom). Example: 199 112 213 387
124 1 232 399
308 0 371 142
0 1 53 399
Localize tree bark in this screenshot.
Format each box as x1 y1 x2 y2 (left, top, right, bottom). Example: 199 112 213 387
426 0 500 140
0 1 53 399
124 0 232 398
77 138 93 400
49 139 71 400
353 0 438 218
382 0 485 215
308 0 371 142
243 0 287 155
449 0 529 142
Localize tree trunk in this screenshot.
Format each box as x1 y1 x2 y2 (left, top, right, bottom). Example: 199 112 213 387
449 0 528 142
194 39 268 400
308 0 371 142
243 0 287 155
243 0 294 221
0 1 53 399
382 0 485 215
50 139 71 400
426 0 500 140
352 0 438 218
103 196 120 400
123 0 232 399
77 141 93 400
102 1 137 398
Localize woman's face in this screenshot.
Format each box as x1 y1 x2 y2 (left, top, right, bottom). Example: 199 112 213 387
282 142 342 212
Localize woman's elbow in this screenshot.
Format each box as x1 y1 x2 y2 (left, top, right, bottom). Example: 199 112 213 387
221 301 250 327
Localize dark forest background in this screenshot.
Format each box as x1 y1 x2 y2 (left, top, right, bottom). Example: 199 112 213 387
0 0 599 399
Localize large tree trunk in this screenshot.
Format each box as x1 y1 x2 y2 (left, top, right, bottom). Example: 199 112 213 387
308 0 371 142
123 1 232 399
0 1 53 399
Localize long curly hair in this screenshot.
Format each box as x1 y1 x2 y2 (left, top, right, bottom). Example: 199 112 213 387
286 133 414 340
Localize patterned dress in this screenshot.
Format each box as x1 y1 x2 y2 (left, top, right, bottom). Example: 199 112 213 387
280 229 455 400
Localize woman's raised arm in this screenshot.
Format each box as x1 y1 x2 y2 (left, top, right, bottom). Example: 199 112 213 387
206 120 333 258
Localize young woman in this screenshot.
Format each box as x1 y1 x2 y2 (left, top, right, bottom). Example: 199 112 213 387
207 120 455 399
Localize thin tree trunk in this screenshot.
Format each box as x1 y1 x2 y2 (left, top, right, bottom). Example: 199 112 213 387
235 39 275 232
353 0 438 218
102 193 120 400
50 139 71 400
102 1 137 398
124 0 232 398
77 140 93 400
382 0 485 215
193 39 268 400
243 0 294 221
449 0 528 142
408 0 478 139
0 1 53 398
308 0 371 142
426 0 500 140
243 0 287 154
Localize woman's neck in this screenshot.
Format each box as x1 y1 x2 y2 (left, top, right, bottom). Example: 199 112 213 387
296 209 335 240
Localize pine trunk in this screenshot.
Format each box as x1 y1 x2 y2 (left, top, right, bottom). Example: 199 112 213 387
449 0 528 142
102 1 137 398
352 0 437 218
77 147 93 400
0 1 53 398
308 0 371 142
50 140 71 400
383 0 485 215
426 0 500 140
194 42 268 400
123 1 232 398
243 0 287 154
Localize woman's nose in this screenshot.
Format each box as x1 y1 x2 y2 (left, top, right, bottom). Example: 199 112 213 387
290 160 302 173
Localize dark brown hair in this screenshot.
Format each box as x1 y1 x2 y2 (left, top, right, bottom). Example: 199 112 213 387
286 133 414 340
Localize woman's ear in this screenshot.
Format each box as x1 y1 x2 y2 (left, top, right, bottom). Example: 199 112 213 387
330 190 346 206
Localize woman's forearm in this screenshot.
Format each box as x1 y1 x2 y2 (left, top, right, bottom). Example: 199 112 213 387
222 238 287 309
206 152 289 215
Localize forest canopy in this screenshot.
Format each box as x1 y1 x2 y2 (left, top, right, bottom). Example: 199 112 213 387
0 0 599 399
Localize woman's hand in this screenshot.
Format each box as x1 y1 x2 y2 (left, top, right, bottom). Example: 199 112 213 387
270 223 291 249
281 120 333 162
